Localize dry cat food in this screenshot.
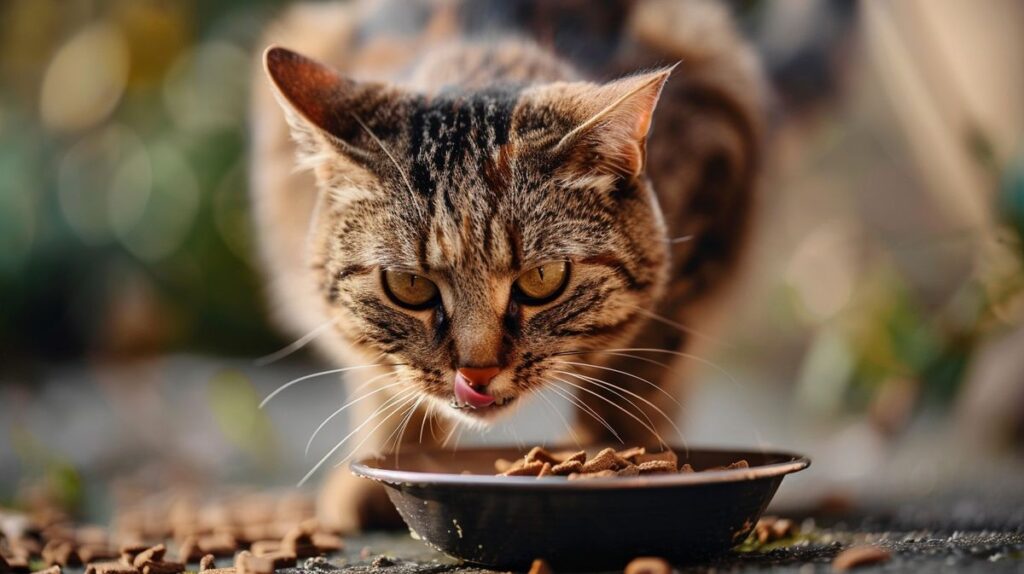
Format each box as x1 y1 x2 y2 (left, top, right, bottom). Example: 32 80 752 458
752 515 796 544
0 495 345 574
624 556 672 574
495 446 750 479
831 545 891 571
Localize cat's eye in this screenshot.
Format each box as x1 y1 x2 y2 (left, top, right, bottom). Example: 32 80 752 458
513 261 570 304
382 270 439 309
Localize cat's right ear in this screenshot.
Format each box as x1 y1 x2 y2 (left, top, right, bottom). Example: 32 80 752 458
263 46 395 164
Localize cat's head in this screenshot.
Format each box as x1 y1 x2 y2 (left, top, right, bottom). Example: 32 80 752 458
263 46 671 423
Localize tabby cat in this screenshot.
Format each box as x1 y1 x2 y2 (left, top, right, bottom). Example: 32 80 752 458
251 0 763 531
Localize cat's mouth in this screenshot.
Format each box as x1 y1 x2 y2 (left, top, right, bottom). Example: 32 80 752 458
447 395 517 414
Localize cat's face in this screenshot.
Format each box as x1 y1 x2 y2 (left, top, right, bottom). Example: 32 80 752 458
265 47 671 423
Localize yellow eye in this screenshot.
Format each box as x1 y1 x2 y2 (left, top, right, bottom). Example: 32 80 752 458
383 270 439 309
514 261 569 303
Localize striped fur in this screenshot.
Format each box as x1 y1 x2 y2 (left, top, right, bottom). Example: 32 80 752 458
251 0 764 530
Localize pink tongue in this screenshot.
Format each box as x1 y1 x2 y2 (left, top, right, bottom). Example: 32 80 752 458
454 372 495 408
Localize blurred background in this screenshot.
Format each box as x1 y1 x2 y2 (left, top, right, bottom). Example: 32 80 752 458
1 0 1023 522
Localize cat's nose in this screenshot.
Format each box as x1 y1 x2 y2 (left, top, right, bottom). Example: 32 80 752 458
456 366 501 390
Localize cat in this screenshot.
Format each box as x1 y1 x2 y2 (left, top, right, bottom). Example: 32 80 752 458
250 0 764 532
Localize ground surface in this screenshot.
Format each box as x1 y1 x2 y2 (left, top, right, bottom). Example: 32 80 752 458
297 519 1024 573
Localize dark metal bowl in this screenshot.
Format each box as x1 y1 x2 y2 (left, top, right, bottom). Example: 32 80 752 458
352 445 809 570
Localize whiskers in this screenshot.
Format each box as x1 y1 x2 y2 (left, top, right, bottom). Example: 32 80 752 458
258 360 400 409
254 318 337 366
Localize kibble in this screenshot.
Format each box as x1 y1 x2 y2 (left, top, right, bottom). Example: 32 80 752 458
199 555 216 572
831 545 891 571
526 558 552 574
624 557 671 574
495 447 750 479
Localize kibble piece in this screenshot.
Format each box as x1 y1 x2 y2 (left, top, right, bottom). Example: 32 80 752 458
79 545 118 564
552 450 586 464
770 518 795 539
624 557 671 574
526 558 551 574
637 461 676 474
35 566 61 574
310 533 343 554
550 460 583 476
119 545 149 566
494 458 521 473
536 463 554 478
678 464 695 473
616 447 646 462
281 523 317 558
634 450 678 468
831 545 890 571
199 555 216 572
197 534 236 558
175 536 203 564
580 448 617 473
5 557 30 574
500 461 546 477
235 550 293 574
727 459 749 470
85 561 139 574
616 465 640 477
248 542 280 557
42 540 80 567
132 545 166 568
525 447 561 465
140 560 185 574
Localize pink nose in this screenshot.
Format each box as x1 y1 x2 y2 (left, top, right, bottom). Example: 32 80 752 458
456 366 501 390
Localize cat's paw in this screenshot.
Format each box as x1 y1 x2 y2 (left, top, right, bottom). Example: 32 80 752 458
316 466 402 533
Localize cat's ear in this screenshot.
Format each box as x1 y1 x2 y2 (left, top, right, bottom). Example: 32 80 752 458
548 67 674 178
262 46 398 165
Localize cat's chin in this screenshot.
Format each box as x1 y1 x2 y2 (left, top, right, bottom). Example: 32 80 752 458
435 395 520 426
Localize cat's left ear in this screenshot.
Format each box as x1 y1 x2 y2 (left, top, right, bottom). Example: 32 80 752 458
544 67 674 179
263 45 400 165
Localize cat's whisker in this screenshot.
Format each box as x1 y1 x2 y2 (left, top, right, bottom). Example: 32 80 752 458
667 234 694 244
625 306 727 347
348 112 426 220
298 389 417 486
304 374 403 456
327 392 422 475
441 419 461 448
552 369 666 445
552 372 671 448
552 359 681 407
418 401 433 445
261 362 401 409
254 318 338 366
557 347 742 390
545 380 624 444
536 388 582 450
392 395 424 467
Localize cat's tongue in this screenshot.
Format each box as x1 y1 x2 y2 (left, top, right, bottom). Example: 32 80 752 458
454 372 496 408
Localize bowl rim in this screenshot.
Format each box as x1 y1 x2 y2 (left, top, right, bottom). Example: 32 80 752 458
351 445 810 490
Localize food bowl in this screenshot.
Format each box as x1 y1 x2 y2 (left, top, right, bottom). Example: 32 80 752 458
352 445 809 570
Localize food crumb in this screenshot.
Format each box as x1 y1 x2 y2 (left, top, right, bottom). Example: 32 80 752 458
831 545 891 571
624 556 671 574
527 558 552 574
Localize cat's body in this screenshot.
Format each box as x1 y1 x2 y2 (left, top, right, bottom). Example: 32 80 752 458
251 0 763 531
